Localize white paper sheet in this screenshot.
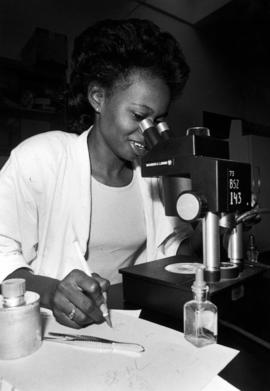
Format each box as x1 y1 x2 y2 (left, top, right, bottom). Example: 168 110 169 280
0 310 238 391
202 376 240 391
0 377 20 391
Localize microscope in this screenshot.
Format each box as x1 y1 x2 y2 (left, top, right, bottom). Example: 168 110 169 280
140 120 251 282
120 120 266 321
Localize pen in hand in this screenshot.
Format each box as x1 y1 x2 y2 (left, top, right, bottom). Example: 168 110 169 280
73 240 112 328
99 291 112 328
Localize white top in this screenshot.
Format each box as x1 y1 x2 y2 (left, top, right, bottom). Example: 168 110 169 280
89 175 146 284
0 129 193 282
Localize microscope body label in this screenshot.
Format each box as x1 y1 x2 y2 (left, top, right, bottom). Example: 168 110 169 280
222 162 251 212
228 170 242 206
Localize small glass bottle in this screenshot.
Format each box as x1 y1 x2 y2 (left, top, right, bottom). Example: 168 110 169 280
246 234 259 263
184 266 217 348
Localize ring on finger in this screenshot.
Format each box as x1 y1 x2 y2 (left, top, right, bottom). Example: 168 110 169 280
68 306 76 321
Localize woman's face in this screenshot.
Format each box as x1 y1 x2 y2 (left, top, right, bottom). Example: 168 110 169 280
93 72 171 162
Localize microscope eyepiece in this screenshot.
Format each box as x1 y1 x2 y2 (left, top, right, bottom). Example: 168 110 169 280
156 121 172 139
139 118 154 133
139 118 162 150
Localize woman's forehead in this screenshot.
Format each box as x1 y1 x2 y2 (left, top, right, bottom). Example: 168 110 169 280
110 71 170 105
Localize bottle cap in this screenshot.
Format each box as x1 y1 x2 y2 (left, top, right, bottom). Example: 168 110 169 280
186 127 210 137
192 265 208 292
1 278 26 299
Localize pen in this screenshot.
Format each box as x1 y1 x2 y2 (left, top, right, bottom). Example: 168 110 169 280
73 240 112 328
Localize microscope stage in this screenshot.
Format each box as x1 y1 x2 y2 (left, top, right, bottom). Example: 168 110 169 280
120 255 265 321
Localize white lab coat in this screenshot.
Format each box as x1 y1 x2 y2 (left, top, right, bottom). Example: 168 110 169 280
0 129 193 282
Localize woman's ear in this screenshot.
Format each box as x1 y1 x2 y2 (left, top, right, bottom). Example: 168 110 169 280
87 83 105 114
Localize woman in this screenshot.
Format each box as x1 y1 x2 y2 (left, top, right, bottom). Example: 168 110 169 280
0 18 192 328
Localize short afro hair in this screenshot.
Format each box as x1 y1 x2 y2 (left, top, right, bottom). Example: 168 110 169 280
68 18 190 132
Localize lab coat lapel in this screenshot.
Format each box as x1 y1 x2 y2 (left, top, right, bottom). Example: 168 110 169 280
134 164 175 261
71 130 91 255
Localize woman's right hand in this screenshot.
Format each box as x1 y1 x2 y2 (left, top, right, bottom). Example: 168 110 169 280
5 268 110 329
51 269 110 328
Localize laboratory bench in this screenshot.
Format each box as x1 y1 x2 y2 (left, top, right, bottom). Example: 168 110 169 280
108 277 270 391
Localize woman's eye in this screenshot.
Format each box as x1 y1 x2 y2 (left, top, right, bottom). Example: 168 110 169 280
155 118 166 125
133 113 145 121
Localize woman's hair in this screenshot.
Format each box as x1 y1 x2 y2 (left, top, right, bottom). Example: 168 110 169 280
68 18 190 132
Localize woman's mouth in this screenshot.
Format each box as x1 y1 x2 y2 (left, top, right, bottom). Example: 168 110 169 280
129 140 148 157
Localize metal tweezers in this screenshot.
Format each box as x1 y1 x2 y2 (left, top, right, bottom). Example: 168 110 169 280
44 332 145 353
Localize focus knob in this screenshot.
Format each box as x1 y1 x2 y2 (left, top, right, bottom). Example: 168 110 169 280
176 191 207 221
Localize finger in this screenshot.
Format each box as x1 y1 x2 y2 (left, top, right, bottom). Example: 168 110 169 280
51 297 81 329
63 305 96 328
52 295 81 327
64 270 103 301
53 278 103 325
60 284 104 324
53 307 81 329
61 269 104 307
70 271 109 318
56 270 108 324
91 273 110 294
74 271 105 304
53 294 98 327
61 312 96 328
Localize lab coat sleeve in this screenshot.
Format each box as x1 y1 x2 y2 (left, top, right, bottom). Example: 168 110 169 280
138 171 194 262
0 151 38 282
156 216 194 258
158 178 194 256
156 177 194 256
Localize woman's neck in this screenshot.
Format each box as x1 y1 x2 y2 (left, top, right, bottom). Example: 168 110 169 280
87 128 133 187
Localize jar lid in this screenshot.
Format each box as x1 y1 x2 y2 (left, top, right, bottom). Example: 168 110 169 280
1 278 26 298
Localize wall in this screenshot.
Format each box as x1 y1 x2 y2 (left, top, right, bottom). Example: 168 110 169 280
1 1 268 134
0 0 136 60
0 0 243 136
139 0 231 23
0 0 136 165
129 4 242 135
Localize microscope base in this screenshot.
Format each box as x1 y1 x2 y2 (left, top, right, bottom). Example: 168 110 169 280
120 255 266 323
